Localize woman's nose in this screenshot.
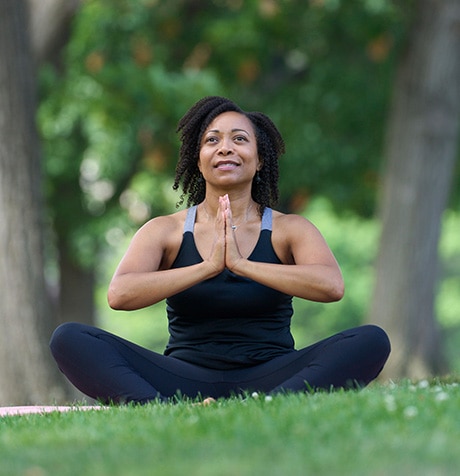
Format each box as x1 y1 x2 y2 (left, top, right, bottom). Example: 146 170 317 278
218 138 234 155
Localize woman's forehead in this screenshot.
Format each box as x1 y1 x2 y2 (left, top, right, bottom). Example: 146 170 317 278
205 111 255 133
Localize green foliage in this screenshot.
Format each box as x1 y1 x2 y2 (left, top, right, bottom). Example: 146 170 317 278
1 381 460 475
38 0 415 267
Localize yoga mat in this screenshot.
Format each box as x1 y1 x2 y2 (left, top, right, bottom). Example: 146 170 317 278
0 405 107 417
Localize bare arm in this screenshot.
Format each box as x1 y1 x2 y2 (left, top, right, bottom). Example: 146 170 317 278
107 214 225 311
223 198 344 303
231 259 344 303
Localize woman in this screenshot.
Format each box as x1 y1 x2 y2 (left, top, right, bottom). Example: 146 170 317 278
50 96 390 404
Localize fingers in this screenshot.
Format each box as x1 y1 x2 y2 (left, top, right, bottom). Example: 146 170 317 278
219 194 233 229
219 195 244 271
203 197 226 274
204 195 241 274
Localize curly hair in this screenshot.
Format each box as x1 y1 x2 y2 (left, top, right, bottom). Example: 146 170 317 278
173 96 285 216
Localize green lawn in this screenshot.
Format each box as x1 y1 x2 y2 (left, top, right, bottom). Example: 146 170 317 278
1 380 459 476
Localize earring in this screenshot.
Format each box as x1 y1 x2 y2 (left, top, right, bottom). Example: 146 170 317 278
255 171 262 184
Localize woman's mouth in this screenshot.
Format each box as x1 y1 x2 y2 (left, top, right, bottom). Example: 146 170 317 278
215 161 239 170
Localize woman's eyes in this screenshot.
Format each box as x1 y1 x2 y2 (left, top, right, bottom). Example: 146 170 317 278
205 135 247 143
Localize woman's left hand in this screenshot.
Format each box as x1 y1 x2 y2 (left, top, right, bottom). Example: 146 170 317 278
218 195 344 303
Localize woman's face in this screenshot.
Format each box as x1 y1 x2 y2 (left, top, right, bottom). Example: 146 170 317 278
198 111 261 188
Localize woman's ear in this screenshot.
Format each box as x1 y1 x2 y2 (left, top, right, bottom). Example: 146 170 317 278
257 158 263 171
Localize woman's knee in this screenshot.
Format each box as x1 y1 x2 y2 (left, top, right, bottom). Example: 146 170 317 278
49 322 89 355
361 324 391 361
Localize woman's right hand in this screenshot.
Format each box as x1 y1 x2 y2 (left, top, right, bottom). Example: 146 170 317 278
108 211 223 311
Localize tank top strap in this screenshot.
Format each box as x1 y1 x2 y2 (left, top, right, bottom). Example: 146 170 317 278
184 205 271 233
261 207 272 231
184 205 197 233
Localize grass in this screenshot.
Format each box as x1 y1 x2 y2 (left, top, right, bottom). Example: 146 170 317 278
1 380 460 476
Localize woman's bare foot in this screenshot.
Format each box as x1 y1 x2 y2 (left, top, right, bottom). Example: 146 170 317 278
201 397 216 405
192 397 216 406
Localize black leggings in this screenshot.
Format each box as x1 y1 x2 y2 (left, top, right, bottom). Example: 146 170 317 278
49 323 390 404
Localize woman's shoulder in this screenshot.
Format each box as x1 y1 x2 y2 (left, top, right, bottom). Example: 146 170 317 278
271 209 315 230
271 208 323 244
271 209 331 263
130 209 189 270
136 208 188 239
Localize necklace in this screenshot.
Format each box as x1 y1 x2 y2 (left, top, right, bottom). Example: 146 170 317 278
202 201 253 231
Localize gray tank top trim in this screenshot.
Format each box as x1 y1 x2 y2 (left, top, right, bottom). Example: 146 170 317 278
184 205 272 233
184 205 197 233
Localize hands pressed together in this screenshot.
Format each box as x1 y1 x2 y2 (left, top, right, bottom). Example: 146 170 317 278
206 194 245 275
108 192 345 311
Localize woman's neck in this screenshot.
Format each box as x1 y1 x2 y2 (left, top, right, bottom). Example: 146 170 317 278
201 192 256 224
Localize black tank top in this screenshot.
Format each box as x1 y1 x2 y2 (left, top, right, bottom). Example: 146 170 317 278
164 206 294 369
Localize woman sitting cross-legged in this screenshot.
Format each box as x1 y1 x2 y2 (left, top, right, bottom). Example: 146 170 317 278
50 96 390 404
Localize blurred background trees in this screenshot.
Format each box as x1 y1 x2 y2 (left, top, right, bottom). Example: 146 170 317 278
0 0 66 404
39 0 409 331
1 0 459 403
369 0 460 379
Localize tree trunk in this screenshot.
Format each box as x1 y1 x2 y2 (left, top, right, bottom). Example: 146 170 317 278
0 0 69 404
369 0 460 379
28 0 80 65
58 237 96 326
